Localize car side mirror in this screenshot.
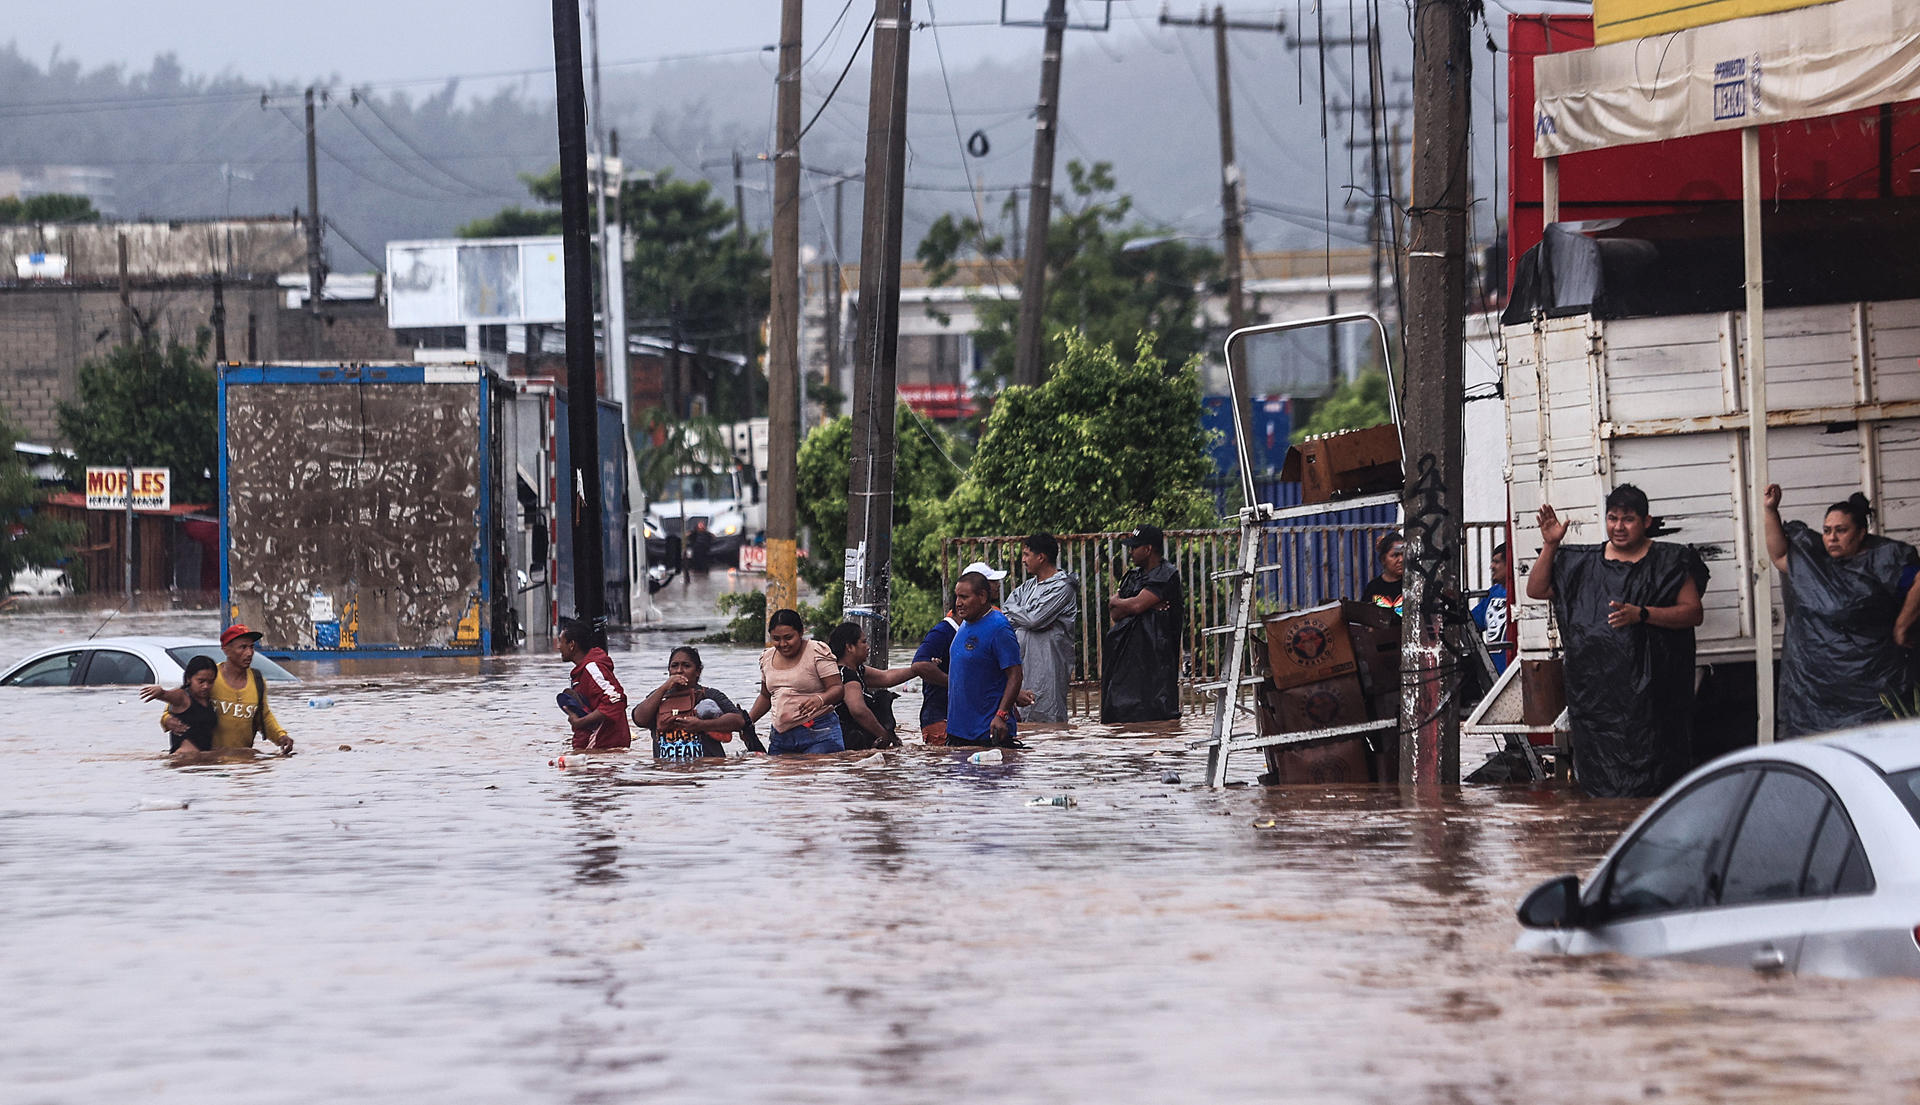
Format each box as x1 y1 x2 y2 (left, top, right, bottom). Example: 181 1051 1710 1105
1516 874 1585 929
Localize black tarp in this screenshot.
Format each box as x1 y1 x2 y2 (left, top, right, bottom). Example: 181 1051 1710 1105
1777 522 1918 739
1503 199 1920 325
1550 542 1711 799
1100 562 1184 723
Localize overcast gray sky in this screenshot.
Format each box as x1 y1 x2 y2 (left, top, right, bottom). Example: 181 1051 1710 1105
4 1 1176 92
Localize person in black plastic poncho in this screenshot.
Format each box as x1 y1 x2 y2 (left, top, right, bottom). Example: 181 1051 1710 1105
1764 485 1919 738
1526 485 1708 798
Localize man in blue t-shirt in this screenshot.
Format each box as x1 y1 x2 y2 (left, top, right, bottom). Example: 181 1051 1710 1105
911 601 961 744
946 571 1024 747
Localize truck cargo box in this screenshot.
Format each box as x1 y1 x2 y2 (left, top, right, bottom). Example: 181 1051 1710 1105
221 363 507 657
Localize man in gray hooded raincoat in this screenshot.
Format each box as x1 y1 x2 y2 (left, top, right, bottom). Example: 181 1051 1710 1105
1002 532 1080 723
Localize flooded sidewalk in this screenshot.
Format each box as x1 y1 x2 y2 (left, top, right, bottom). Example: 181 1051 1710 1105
4 602 1920 1104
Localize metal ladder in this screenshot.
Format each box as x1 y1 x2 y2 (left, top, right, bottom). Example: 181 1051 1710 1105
1194 491 1402 787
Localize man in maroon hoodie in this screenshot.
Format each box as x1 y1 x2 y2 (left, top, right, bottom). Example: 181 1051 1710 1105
557 618 632 750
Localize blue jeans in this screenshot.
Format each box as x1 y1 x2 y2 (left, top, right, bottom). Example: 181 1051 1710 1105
769 713 845 755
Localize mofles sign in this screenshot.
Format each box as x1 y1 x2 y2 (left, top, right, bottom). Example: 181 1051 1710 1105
85 467 171 511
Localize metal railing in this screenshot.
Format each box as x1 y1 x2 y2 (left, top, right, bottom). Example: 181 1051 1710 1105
943 520 1507 718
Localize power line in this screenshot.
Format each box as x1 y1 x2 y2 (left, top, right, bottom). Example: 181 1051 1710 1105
793 12 876 149
353 94 519 197
0 45 775 120
324 216 386 272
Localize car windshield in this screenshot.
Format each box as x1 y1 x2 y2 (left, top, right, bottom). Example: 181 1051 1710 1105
660 473 729 501
166 647 298 683
1885 768 1920 828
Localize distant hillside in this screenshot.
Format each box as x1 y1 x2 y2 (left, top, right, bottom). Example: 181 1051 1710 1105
0 25 1501 272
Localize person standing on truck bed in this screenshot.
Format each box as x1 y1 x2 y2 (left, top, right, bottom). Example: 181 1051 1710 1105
159 625 294 754
1764 485 1920 738
1526 485 1707 799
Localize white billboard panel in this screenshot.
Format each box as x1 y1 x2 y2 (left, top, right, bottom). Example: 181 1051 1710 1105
386 236 568 328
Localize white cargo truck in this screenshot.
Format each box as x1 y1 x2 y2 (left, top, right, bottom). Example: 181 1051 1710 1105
1477 297 1920 739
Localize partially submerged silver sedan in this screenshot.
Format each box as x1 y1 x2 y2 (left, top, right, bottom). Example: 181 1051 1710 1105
1516 724 1920 979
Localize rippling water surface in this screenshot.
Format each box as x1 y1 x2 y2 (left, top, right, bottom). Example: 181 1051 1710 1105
6 582 1920 1104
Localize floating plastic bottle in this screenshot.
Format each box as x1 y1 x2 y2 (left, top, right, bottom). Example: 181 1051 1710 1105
308 697 335 709
967 749 1004 765
1026 794 1076 808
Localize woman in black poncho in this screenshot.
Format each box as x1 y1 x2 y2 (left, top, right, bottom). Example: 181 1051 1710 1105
1526 484 1709 798
1763 485 1918 738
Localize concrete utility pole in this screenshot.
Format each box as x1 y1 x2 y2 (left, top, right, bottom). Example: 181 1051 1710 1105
550 0 604 628
844 0 913 663
1012 0 1066 389
1161 6 1285 460
765 0 805 628
117 232 132 346
304 87 325 319
1397 0 1472 787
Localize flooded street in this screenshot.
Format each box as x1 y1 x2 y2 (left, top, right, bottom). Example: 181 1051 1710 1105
7 580 1920 1103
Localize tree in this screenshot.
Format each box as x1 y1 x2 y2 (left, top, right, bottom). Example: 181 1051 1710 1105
462 167 771 417
1291 370 1393 442
916 161 1221 388
0 193 98 224
795 405 964 641
55 338 218 506
0 411 79 584
940 333 1216 539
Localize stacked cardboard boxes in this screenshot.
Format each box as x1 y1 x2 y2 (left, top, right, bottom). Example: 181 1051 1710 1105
1256 600 1402 784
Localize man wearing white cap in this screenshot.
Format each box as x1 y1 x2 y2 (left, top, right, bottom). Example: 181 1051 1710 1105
958 558 1006 602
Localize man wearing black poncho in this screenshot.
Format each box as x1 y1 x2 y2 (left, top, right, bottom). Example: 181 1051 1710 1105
1526 485 1709 798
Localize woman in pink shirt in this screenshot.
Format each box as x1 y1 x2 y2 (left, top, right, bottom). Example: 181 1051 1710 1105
748 608 846 754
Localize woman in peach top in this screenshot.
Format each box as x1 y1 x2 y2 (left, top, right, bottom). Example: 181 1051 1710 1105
748 608 847 754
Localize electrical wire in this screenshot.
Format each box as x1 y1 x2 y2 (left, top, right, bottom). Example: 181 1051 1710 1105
270 103 452 202
324 216 387 272
795 12 876 148
354 94 519 198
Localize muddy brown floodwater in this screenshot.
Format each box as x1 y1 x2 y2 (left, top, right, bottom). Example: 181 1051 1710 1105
6 586 1920 1104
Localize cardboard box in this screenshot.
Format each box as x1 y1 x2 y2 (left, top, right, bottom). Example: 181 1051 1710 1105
1274 674 1370 733
1264 736 1371 784
1263 602 1358 690
1279 424 1403 503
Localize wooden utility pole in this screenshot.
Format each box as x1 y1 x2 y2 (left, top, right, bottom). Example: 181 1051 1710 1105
303 87 325 319
1012 0 1066 389
765 0 805 626
825 178 845 393
116 232 132 346
550 0 605 628
1397 0 1472 787
844 0 912 663
1161 6 1284 450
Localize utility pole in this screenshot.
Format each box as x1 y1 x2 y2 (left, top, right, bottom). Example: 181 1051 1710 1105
550 0 605 629
1161 6 1285 459
1397 0 1472 788
117 232 132 346
765 0 805 627
826 178 845 395
1012 0 1066 389
844 0 912 663
304 87 325 321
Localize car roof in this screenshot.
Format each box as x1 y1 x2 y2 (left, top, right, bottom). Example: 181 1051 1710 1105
1810 719 1920 774
73 637 209 649
1697 719 1920 776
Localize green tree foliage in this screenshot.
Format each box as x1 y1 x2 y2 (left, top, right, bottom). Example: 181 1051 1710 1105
55 339 218 505
916 161 1221 387
940 334 1216 539
0 412 79 583
462 167 771 415
1291 370 1393 443
795 406 964 641
0 193 98 224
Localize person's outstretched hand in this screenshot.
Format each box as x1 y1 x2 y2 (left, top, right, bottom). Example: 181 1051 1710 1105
1537 504 1567 546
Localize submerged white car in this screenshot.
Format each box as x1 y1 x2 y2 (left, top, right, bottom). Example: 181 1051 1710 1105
1516 723 1920 979
0 637 298 688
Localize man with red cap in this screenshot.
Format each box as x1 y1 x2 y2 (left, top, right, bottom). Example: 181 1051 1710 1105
160 624 294 753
